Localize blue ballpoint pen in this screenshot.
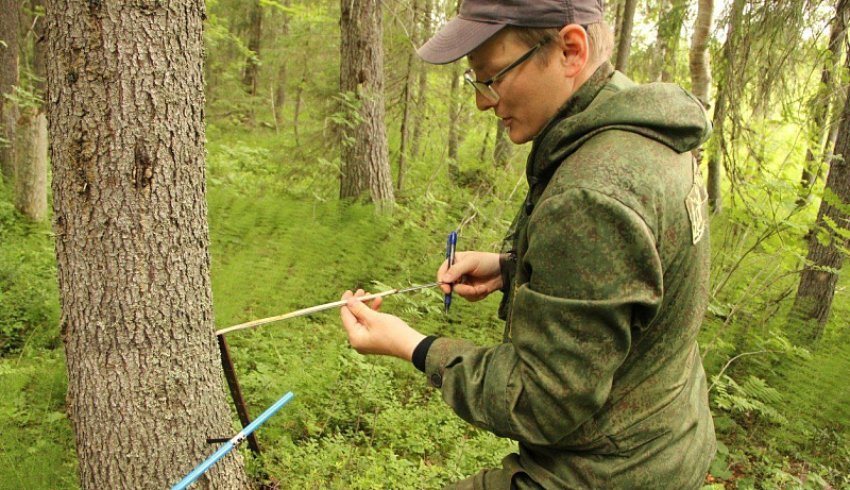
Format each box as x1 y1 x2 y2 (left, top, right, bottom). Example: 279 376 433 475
445 231 457 313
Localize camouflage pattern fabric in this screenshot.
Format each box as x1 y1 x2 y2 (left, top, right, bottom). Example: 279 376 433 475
425 62 716 489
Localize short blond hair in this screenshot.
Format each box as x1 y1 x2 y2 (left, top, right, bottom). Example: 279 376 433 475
508 21 613 65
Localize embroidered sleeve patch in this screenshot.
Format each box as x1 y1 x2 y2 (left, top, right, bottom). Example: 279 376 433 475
686 158 708 245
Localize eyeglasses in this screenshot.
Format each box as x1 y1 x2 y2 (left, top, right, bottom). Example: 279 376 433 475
463 39 547 103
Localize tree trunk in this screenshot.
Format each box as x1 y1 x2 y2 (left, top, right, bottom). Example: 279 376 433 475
447 64 461 182
14 0 49 222
410 0 432 160
494 119 512 167
0 0 19 181
648 0 688 83
242 0 262 96
339 0 394 207
14 109 47 221
707 0 746 213
397 0 421 192
689 0 714 108
273 1 291 130
46 2 250 488
790 51 850 339
614 0 637 74
799 0 849 203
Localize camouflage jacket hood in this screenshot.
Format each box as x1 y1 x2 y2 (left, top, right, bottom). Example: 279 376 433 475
528 62 711 191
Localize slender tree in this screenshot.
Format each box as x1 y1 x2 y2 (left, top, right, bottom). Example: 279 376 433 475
799 0 850 203
410 0 432 160
46 1 250 487
650 0 689 82
397 0 421 192
447 64 461 182
790 46 850 338
273 0 291 129
14 0 48 221
242 0 263 96
339 0 394 206
614 0 637 74
0 0 19 181
707 0 745 213
494 119 512 167
689 0 714 108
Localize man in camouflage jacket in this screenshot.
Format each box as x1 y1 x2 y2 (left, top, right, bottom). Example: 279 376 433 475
340 1 716 488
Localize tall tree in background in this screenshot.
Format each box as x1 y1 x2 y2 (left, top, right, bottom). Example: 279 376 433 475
447 65 462 182
790 44 850 339
799 0 849 204
410 0 432 160
46 1 250 487
242 0 263 96
0 0 19 181
649 0 689 82
339 0 394 206
707 0 745 213
397 0 422 192
494 119 512 167
614 0 637 74
273 1 291 130
689 0 714 109
14 0 48 221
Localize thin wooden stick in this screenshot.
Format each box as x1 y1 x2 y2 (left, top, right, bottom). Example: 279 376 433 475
215 282 442 336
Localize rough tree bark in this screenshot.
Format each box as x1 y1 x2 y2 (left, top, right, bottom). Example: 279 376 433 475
689 0 714 108
0 0 19 181
46 1 250 488
799 0 849 203
790 46 850 339
614 0 636 74
242 0 263 96
339 0 394 206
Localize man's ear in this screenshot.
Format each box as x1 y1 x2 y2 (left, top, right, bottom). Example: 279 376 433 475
558 24 589 78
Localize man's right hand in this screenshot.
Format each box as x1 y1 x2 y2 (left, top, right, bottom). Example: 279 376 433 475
437 251 503 302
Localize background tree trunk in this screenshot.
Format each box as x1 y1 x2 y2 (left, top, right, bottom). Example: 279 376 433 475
707 0 746 213
493 119 512 167
339 0 394 206
790 54 850 338
447 65 461 182
410 0 432 160
14 0 48 221
798 0 849 203
614 0 636 74
397 0 421 192
273 1 291 130
242 0 263 96
0 0 20 182
14 108 47 221
689 0 714 108
45 1 250 488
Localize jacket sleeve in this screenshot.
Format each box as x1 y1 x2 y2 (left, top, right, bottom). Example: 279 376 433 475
424 188 664 447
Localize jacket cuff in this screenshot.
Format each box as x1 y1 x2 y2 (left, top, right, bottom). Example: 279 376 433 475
423 337 477 388
411 335 439 373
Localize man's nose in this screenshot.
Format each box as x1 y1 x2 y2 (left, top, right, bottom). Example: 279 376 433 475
475 91 497 111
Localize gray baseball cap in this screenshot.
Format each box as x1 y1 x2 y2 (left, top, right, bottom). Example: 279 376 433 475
417 0 604 65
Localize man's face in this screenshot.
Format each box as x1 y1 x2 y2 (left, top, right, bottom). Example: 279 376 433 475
467 30 574 144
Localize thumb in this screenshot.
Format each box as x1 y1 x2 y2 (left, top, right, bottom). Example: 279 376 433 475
346 298 377 324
